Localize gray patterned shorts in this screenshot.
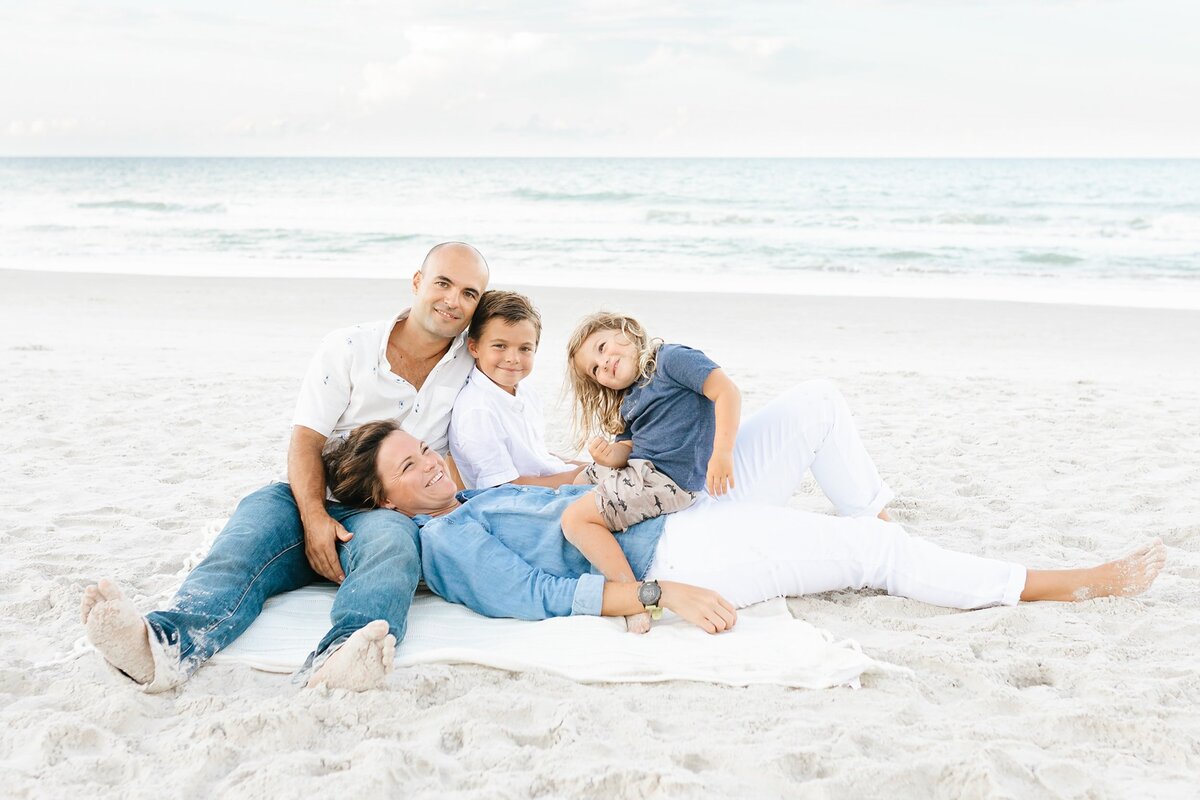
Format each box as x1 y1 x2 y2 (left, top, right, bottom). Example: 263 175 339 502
582 458 697 532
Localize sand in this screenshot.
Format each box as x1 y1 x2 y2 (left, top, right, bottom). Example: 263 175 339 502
1 268 1198 798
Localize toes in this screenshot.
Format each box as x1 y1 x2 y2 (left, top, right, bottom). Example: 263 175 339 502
382 635 397 673
362 620 389 641
80 586 99 622
96 579 123 602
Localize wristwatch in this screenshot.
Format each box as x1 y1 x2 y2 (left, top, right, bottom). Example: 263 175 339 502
638 579 663 620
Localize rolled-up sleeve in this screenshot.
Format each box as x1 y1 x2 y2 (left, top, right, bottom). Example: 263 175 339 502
570 573 606 616
420 517 601 619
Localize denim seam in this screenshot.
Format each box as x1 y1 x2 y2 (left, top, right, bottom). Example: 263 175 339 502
178 540 307 661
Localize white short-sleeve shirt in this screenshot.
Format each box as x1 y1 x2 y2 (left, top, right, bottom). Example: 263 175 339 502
448 367 571 489
292 310 473 455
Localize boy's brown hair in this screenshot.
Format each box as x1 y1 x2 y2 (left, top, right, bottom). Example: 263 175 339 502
468 290 542 344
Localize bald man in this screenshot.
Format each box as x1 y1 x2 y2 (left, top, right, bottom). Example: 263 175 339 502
81 242 490 693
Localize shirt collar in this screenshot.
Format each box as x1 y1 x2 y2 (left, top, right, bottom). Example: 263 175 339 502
468 365 524 404
412 491 487 527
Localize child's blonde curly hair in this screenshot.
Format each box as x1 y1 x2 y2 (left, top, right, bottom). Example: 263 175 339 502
565 312 662 451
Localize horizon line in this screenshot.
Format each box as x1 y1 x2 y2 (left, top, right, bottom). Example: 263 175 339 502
3 154 1199 160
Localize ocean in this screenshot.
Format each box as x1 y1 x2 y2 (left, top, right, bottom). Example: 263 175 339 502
2 157 1197 308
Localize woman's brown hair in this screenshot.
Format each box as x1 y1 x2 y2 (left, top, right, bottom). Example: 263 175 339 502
322 419 401 508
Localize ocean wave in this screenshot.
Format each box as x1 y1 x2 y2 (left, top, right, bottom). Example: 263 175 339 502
358 232 420 244
77 199 227 214
908 212 1012 226
1018 252 1084 266
879 250 934 261
893 265 961 275
644 209 768 226
509 188 641 203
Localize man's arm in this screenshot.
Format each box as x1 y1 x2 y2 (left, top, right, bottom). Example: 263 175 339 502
288 425 352 583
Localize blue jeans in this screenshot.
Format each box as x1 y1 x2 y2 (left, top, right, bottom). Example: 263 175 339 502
145 483 420 682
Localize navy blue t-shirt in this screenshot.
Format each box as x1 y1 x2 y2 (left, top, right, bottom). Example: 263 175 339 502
615 344 719 492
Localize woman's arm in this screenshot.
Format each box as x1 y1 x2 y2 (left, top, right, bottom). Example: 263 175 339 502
602 580 738 634
419 512 739 631
702 368 742 496
421 515 604 619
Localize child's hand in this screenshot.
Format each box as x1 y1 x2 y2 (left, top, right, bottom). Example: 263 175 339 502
706 450 735 496
588 436 630 469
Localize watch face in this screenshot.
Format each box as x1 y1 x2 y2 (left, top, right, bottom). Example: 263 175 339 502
638 580 661 606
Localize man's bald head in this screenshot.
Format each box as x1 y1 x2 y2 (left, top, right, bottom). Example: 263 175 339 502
420 242 489 280
407 242 490 341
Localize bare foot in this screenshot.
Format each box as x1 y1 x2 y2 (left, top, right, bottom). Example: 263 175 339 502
625 611 651 634
305 620 396 692
80 580 155 684
1074 538 1166 600
1022 539 1167 603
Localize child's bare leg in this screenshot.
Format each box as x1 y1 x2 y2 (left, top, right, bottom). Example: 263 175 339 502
562 494 651 633
1020 538 1166 602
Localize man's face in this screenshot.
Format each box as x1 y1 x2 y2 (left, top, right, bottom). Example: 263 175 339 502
377 431 458 515
411 249 489 340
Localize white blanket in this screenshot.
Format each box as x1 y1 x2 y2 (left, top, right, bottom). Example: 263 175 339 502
210 585 889 689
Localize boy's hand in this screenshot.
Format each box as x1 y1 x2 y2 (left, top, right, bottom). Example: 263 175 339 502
588 436 630 469
706 449 735 496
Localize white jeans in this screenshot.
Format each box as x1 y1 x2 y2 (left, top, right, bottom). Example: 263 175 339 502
646 381 1026 610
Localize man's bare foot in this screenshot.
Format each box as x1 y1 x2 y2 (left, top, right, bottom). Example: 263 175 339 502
625 611 651 634
305 620 396 692
1022 538 1167 602
80 580 155 684
1074 538 1166 600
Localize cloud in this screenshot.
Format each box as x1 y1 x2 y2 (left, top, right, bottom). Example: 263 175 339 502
359 27 546 106
730 35 789 58
5 118 80 137
492 114 621 140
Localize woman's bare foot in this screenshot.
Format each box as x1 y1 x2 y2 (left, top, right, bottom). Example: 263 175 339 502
625 611 651 634
305 620 396 692
1022 538 1166 602
80 580 155 684
1076 538 1166 600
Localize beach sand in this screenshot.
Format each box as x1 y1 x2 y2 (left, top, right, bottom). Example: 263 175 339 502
2 268 1198 798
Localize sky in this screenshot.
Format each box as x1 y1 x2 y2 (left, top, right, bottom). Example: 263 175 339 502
2 0 1198 157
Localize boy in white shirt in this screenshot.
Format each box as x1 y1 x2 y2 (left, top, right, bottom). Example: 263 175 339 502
449 291 584 489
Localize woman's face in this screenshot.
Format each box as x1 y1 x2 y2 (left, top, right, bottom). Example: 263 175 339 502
376 430 458 515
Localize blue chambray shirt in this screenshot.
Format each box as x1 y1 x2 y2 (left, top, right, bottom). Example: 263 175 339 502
414 484 667 620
